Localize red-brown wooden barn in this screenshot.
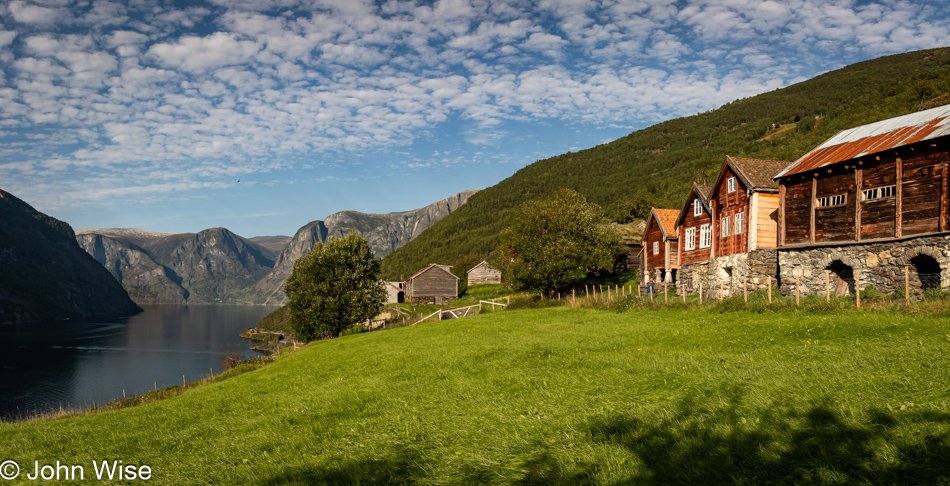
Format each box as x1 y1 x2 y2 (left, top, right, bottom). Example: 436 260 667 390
641 208 679 283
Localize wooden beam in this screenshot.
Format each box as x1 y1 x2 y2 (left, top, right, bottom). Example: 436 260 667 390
896 157 902 238
855 168 862 241
941 162 948 232
810 175 817 244
778 183 785 246
710 203 717 259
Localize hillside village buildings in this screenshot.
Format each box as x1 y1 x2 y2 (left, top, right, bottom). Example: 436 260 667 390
645 104 950 298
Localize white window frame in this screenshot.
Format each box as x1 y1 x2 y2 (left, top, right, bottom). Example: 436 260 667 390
862 185 896 202
817 193 847 208
653 241 659 255
735 212 744 234
684 227 696 251
727 177 736 193
699 224 711 249
721 215 731 237
693 199 702 216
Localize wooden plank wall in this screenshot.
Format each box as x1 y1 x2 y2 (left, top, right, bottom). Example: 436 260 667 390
409 267 458 298
644 218 667 271
753 193 780 250
779 141 950 246
678 199 712 265
713 167 750 256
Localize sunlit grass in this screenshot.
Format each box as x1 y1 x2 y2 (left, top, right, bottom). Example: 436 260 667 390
2 305 950 484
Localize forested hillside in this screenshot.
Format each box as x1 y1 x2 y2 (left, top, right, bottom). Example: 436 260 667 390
382 48 950 280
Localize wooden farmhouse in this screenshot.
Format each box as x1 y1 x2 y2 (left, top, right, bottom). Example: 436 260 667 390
774 105 950 296
404 263 459 305
675 157 789 297
467 261 501 285
641 208 679 283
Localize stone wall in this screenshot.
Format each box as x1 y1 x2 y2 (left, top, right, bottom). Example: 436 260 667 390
677 250 778 298
777 235 950 297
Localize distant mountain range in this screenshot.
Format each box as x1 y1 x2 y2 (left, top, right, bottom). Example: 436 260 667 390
0 189 141 324
76 190 477 305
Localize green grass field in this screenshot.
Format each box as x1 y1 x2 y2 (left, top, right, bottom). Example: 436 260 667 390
3 306 950 484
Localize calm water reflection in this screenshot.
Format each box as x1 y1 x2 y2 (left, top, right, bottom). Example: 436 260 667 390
0 304 279 421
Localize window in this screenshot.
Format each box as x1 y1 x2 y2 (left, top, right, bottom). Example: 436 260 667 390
693 199 702 216
721 216 731 237
653 241 659 255
817 193 847 208
699 224 712 248
735 212 744 234
727 177 736 193
684 227 696 251
862 185 896 202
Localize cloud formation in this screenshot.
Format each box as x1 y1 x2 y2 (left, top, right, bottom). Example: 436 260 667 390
0 0 948 213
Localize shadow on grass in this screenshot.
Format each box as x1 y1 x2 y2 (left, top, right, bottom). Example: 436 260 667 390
525 391 950 485
260 450 425 486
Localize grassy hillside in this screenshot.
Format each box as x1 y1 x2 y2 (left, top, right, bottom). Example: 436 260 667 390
3 306 950 484
382 48 950 279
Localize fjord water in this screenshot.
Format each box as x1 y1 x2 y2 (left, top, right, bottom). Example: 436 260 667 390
0 305 280 421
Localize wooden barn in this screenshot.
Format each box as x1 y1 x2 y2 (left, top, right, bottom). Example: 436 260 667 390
774 105 950 296
641 208 679 283
404 263 459 305
467 261 501 285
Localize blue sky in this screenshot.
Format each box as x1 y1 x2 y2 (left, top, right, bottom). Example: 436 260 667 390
1 0 948 237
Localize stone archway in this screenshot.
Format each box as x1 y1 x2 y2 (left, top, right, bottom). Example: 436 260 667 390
825 260 855 296
911 254 941 291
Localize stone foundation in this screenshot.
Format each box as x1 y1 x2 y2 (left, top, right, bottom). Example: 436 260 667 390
777 235 950 297
677 250 778 298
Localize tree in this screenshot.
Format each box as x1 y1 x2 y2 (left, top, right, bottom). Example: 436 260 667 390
492 189 623 294
284 233 387 342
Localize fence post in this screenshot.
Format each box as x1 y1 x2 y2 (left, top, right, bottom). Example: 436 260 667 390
825 270 830 302
507 295 510 305
719 282 724 302
768 276 772 304
905 266 910 302
743 278 747 303
573 289 575 300
795 276 800 306
856 270 861 308
699 282 703 304
683 285 686 304
664 283 668 304
586 285 589 297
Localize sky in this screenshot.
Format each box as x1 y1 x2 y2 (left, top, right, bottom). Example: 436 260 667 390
0 0 948 238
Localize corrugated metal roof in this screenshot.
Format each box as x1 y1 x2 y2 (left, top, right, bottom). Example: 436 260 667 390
775 105 950 179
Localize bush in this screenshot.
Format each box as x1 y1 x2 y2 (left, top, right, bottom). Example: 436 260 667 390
924 287 948 301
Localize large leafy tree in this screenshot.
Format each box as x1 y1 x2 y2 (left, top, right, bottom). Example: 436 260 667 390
285 233 387 342
492 189 623 294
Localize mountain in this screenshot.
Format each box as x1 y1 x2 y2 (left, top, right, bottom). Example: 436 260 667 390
77 190 477 304
0 189 141 324
380 47 950 279
242 189 478 305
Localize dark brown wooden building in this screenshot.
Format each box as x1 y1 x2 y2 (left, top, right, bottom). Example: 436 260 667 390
641 208 679 283
774 105 950 296
676 183 713 266
404 263 459 305
710 156 788 257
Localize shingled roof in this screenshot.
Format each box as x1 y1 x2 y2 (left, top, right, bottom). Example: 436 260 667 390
725 156 791 191
646 208 679 238
775 105 950 179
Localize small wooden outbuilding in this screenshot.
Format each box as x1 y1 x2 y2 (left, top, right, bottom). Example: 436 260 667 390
709 156 789 257
467 261 501 285
641 208 680 283
404 263 459 305
383 281 404 304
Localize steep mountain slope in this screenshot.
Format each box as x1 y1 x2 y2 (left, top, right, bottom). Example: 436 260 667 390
244 189 477 305
0 189 141 324
381 48 950 279
77 190 477 304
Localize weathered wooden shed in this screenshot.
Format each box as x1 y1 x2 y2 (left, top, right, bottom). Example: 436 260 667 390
641 208 679 283
404 263 459 305
467 261 501 285
774 105 950 296
383 281 404 304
